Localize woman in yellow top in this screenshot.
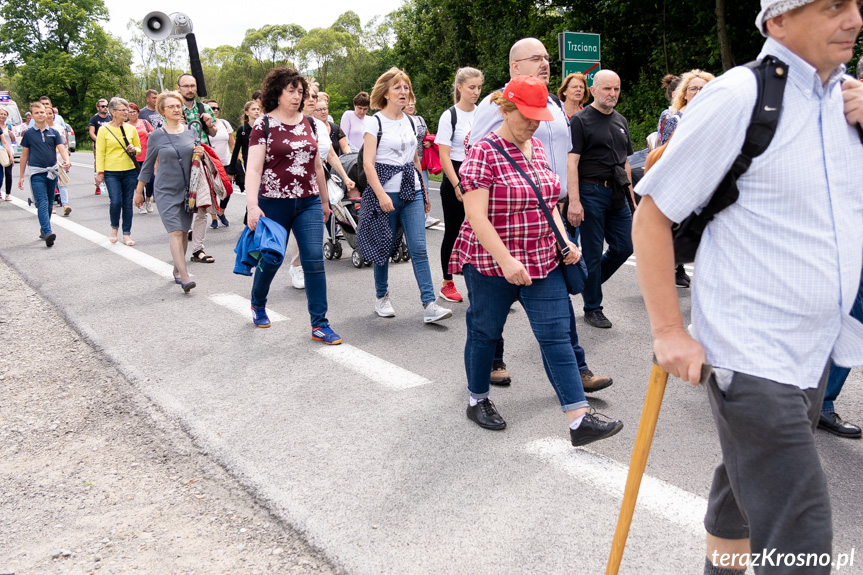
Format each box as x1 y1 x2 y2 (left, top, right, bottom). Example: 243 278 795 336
95 97 141 245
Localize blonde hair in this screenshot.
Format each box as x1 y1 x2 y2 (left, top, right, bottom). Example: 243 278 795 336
489 91 517 114
672 69 715 112
557 73 589 106
370 67 414 110
452 67 483 104
156 91 184 115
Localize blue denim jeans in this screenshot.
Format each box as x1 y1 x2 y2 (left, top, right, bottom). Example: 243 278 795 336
373 191 435 306
578 182 633 312
493 220 589 371
463 264 589 412
30 173 54 236
104 169 137 234
251 195 329 328
823 268 863 413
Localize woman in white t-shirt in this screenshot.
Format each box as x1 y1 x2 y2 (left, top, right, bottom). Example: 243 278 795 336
206 99 235 228
356 67 452 325
434 67 483 304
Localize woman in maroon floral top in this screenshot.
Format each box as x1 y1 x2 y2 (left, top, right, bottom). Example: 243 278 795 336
243 67 342 345
452 75 623 446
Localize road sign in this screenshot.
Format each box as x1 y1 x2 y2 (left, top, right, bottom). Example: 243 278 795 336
563 60 602 87
558 32 601 62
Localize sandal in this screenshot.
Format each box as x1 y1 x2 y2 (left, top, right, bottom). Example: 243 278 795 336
4 195 11 201
109 235 118 244
191 250 214 263
122 237 135 246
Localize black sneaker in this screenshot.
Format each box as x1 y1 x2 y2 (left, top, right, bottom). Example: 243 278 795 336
584 310 612 329
467 398 506 430
675 265 691 288
44 233 56 247
570 410 623 447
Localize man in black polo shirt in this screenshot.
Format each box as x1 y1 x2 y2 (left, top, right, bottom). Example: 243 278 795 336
570 70 635 329
89 98 111 195
18 101 70 247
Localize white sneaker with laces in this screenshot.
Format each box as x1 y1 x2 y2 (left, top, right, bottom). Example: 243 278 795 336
289 265 305 289
375 294 396 318
425 214 441 228
423 300 453 324
146 201 154 213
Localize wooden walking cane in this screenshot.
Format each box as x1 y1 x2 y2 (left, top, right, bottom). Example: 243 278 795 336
605 361 711 575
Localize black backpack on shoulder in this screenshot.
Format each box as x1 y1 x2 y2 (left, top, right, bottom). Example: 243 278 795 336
671 56 787 264
352 112 416 191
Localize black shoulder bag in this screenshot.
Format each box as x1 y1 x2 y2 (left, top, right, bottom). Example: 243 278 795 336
484 137 588 295
105 125 142 173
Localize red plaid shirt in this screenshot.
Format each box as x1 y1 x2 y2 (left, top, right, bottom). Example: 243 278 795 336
449 133 561 279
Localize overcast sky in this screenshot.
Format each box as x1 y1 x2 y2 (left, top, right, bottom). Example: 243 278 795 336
102 0 404 51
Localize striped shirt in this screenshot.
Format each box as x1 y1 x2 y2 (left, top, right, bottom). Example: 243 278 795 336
636 37 863 390
450 133 560 279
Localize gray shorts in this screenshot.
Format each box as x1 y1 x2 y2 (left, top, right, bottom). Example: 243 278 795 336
705 367 832 573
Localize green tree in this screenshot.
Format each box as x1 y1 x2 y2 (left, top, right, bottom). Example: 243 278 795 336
0 0 133 133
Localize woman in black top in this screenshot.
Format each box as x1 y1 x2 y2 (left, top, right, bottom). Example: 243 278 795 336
227 100 262 193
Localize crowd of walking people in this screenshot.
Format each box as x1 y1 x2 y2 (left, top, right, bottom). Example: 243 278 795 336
6 1 863 570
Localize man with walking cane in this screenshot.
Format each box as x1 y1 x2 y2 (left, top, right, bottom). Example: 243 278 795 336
629 1 863 573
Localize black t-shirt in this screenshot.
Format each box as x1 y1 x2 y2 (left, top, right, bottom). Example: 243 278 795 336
570 106 633 180
328 121 346 157
89 113 112 141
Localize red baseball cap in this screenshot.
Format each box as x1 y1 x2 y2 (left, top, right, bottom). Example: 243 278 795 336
503 75 553 121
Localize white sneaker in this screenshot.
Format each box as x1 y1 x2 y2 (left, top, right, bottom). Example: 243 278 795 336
146 201 154 213
289 265 305 289
375 294 395 318
138 205 147 214
425 214 441 228
423 300 452 323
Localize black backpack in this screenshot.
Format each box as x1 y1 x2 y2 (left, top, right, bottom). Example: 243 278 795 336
352 112 415 191
671 56 787 265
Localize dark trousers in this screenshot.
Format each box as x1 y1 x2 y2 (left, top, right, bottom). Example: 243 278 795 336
578 182 633 312
439 160 464 280
3 161 12 195
705 368 832 574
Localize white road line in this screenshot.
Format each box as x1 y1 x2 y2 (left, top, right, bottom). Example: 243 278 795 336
8 195 177 279
208 293 288 323
626 255 694 273
316 343 432 390
525 437 706 532
71 162 92 169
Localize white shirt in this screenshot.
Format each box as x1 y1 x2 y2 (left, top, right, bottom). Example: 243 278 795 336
636 37 863 389
364 113 420 195
312 117 330 161
434 106 475 162
210 118 232 165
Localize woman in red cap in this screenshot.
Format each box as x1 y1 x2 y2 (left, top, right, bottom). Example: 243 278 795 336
450 75 624 446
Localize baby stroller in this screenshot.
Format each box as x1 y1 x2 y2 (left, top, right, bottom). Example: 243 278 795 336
324 168 370 268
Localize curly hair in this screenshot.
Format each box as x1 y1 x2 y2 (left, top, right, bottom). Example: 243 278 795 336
156 91 184 115
557 73 589 106
260 67 308 114
672 69 715 112
489 91 518 114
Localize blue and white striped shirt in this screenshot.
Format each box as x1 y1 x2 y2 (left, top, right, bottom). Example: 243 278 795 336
636 37 863 389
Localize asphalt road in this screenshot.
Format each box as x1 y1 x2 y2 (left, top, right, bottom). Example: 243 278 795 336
2 152 861 574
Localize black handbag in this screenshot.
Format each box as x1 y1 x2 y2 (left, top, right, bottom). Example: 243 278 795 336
484 138 588 295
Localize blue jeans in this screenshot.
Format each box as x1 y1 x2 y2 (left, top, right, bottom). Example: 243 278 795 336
421 169 429 194
30 173 54 236
579 182 633 312
493 221 589 372
251 195 329 328
463 264 589 412
373 191 435 306
104 169 137 234
823 268 863 413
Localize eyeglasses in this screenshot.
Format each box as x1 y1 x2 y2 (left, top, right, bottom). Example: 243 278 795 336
514 54 550 64
178 84 196 89
687 85 704 93
164 105 183 110
314 107 328 113
97 105 107 108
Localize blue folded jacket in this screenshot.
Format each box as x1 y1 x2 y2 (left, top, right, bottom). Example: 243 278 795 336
233 216 288 276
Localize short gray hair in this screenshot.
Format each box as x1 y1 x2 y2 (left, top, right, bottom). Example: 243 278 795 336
108 97 129 112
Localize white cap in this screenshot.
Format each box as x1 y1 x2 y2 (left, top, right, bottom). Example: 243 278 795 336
755 0 816 36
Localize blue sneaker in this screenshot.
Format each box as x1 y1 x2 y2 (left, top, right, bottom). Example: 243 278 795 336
210 219 218 229
251 306 271 328
311 325 342 345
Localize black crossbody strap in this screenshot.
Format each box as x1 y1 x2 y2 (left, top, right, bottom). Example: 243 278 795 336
105 125 138 166
163 128 189 188
484 137 570 256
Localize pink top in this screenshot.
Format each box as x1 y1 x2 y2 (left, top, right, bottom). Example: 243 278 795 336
250 114 320 199
449 133 561 279
134 119 153 162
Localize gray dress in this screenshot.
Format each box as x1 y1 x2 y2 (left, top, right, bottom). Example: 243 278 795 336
138 129 195 233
